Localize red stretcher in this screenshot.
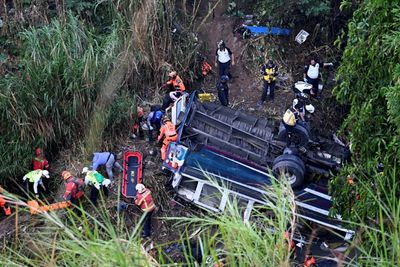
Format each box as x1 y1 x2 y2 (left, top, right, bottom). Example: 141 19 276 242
122 151 143 198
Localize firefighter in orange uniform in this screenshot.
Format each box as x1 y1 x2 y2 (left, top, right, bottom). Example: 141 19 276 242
157 117 177 160
0 186 11 216
165 71 186 92
32 148 49 170
135 183 156 238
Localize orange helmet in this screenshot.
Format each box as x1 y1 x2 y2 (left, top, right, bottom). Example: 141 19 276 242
35 148 42 156
61 171 72 180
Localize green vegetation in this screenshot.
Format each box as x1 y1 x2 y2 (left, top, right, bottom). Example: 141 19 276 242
0 0 201 184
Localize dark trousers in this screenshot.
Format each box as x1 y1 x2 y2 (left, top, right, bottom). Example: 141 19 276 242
70 197 83 216
134 116 145 139
261 81 276 101
142 210 154 237
90 186 109 206
306 76 319 96
148 121 161 142
161 94 173 111
218 60 231 78
217 84 229 106
283 121 295 147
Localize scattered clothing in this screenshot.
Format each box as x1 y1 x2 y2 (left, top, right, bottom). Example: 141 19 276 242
92 152 123 181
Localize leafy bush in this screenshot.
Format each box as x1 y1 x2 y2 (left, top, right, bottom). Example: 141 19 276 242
331 1 400 224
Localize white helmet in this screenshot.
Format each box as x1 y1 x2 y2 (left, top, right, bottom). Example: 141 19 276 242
42 170 50 178
82 167 89 174
305 104 315 113
135 183 146 193
292 98 299 108
102 179 111 188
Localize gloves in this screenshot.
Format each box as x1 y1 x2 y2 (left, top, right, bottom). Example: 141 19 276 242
303 78 308 83
149 126 154 131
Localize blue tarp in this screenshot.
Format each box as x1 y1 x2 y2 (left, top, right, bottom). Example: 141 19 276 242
243 25 291 36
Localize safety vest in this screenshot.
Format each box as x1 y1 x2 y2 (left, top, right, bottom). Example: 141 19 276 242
167 75 186 91
263 67 277 82
283 109 297 126
25 170 44 183
85 171 104 186
135 189 156 212
161 122 177 137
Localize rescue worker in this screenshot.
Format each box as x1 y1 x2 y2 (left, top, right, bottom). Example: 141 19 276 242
0 186 11 216
131 106 145 140
216 75 229 106
258 59 278 105
91 151 123 181
164 71 186 92
304 59 332 98
147 106 164 142
134 183 156 238
32 147 49 170
215 40 235 79
22 169 50 197
161 86 184 111
157 117 177 161
282 103 305 147
62 171 85 215
82 167 111 206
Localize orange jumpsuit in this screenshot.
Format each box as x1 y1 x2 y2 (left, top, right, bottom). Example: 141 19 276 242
166 75 186 92
157 121 177 160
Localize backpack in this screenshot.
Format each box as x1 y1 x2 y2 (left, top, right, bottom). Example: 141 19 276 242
283 109 297 126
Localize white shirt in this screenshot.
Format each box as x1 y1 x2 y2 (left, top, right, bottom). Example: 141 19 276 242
216 49 231 63
307 63 320 79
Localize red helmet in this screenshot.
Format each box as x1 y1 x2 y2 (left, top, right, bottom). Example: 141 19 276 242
61 171 72 180
35 148 42 156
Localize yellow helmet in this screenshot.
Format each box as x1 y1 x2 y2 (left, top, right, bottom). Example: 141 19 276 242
61 171 72 180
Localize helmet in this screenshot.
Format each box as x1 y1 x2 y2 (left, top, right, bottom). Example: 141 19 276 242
220 75 229 82
136 183 146 193
35 148 42 156
42 170 50 178
61 171 72 180
305 104 315 113
102 179 111 187
168 71 177 78
82 167 89 174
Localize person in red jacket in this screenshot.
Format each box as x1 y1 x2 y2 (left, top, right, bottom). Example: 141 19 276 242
0 186 11 216
62 171 85 215
157 117 178 160
135 183 156 238
32 148 49 170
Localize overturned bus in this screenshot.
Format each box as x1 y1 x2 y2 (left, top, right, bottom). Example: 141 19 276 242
163 92 354 240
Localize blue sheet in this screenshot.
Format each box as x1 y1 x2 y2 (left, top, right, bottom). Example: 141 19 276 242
243 25 291 36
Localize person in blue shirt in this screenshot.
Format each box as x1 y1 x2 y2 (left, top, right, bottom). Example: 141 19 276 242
147 106 164 141
91 152 123 181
